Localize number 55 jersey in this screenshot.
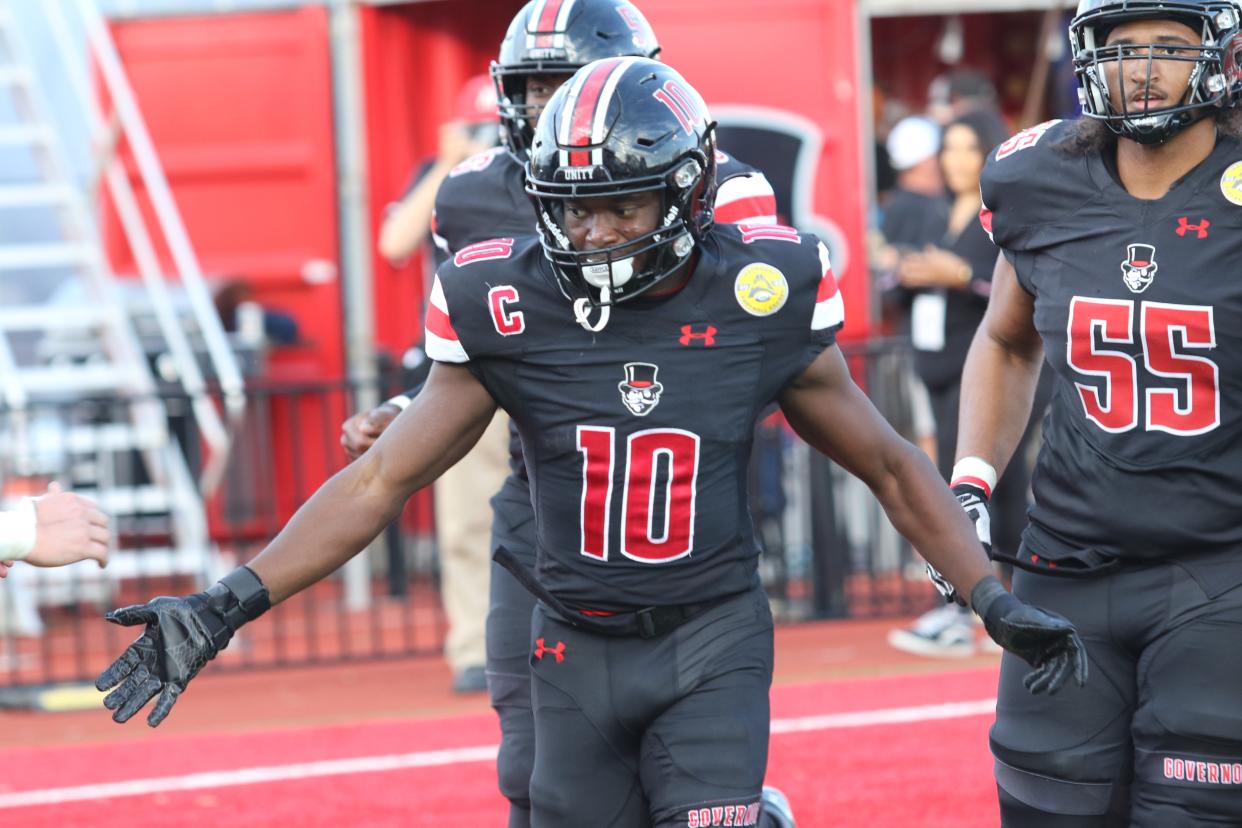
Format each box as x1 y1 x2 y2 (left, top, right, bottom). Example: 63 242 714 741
981 118 1242 568
425 225 843 611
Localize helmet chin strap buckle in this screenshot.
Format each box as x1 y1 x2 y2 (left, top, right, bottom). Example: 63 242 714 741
573 286 612 333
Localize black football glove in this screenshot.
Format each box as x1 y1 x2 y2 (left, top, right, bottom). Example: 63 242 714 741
926 482 995 606
96 566 270 727
971 575 1088 695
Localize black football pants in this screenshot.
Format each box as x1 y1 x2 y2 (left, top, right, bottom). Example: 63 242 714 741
486 479 540 828
992 557 1242 826
527 586 774 828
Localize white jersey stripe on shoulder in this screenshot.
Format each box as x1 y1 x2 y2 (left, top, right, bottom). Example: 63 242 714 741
812 240 844 331
425 330 469 364
429 275 450 314
812 292 845 331
590 56 639 165
817 239 833 276
715 172 775 205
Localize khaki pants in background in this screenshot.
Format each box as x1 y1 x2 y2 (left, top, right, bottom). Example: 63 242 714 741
434 410 511 674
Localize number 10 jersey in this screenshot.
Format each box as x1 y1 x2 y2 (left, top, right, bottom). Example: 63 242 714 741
425 227 842 611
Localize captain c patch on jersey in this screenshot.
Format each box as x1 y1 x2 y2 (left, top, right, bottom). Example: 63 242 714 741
618 363 663 416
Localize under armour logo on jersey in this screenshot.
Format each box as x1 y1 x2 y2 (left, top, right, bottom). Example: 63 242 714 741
1175 217 1210 239
1121 243 1158 294
533 638 566 663
619 362 663 416
679 325 717 346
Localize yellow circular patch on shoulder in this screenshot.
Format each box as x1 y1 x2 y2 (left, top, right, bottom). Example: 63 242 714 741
734 263 789 317
1221 161 1242 206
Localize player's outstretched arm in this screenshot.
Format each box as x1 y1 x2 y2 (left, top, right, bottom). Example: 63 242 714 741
0 482 110 570
97 363 497 726
779 346 1086 694
252 362 497 603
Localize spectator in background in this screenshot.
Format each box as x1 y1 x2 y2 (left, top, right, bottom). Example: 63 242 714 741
875 115 948 267
359 74 509 694
885 111 1036 658
0 482 109 577
872 115 946 463
377 74 500 266
927 67 1004 127
213 279 299 347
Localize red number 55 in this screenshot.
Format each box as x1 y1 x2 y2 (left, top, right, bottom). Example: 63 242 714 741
1067 297 1219 436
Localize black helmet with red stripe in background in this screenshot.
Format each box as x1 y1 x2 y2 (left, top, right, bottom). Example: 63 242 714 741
525 57 717 306
491 0 660 159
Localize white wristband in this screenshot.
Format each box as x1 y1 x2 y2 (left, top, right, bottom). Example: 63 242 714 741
384 394 413 411
0 498 38 561
951 456 998 498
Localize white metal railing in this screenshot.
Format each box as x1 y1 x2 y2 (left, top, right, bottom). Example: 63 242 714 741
43 0 245 493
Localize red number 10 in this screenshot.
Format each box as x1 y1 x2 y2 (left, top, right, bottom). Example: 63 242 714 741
577 426 700 563
1067 297 1218 436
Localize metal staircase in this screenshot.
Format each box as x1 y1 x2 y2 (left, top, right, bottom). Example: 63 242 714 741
0 0 244 620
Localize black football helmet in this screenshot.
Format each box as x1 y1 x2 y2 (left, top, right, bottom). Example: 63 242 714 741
525 57 717 307
1070 0 1242 143
491 0 660 160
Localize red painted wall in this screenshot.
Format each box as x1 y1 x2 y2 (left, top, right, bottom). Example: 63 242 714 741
106 8 345 527
106 7 342 383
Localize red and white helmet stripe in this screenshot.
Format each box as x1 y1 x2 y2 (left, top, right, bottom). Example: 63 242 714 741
526 0 578 51
558 56 639 167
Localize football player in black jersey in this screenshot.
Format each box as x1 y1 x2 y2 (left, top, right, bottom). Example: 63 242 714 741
342 2 776 825
98 59 1084 828
946 1 1242 824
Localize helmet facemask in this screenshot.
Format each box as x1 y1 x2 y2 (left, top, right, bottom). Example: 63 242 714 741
529 139 718 308
491 62 580 160
1071 1 1242 144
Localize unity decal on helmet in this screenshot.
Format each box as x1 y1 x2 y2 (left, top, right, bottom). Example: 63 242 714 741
734 263 789 316
1121 243 1158 293
619 363 663 416
1221 160 1242 205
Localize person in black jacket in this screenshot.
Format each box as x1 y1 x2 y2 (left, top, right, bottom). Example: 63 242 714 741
887 110 1040 658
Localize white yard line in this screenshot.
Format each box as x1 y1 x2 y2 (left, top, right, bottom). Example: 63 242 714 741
0 698 996 808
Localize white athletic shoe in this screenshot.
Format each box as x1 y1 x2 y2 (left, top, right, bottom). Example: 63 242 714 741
886 603 975 658
761 785 796 828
